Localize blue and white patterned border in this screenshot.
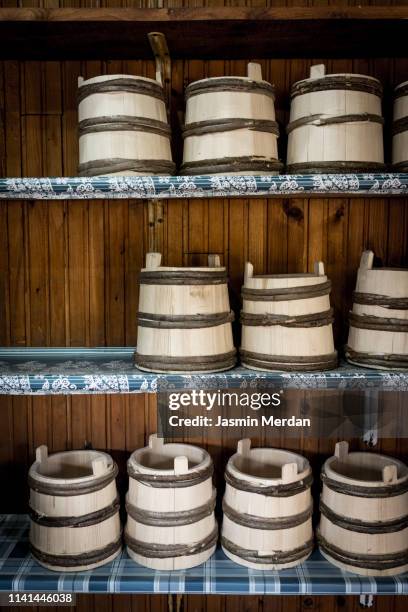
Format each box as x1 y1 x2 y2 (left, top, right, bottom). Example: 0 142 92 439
0 174 407 200
0 348 407 394
0 515 406 595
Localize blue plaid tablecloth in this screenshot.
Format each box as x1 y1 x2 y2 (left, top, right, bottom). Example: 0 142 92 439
0 515 406 595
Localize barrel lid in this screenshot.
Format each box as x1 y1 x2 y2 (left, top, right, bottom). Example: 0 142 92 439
323 448 408 488
78 73 162 88
291 73 383 99
395 80 408 98
186 76 275 99
29 448 116 487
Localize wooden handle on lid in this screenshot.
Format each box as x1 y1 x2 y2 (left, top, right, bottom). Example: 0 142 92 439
92 456 108 476
359 250 374 270
208 254 221 268
78 76 84 87
314 261 325 277
146 252 162 269
36 445 48 464
335 441 349 460
247 62 263 82
149 433 164 451
310 64 326 79
237 438 251 456
383 464 398 483
282 462 298 482
174 456 189 475
244 262 254 283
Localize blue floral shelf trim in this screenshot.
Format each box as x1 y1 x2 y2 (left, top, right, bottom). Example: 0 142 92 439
0 174 407 200
0 515 406 594
0 348 407 394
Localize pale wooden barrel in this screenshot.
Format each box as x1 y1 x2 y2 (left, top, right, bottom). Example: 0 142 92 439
134 252 236 373
287 64 384 173
346 250 408 369
125 435 217 570
240 261 337 371
318 441 408 576
392 81 408 171
29 446 121 571
221 439 313 570
181 62 282 176
78 74 175 176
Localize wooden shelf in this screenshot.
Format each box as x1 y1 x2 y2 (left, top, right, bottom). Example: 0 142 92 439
0 515 407 594
1 174 408 200
0 7 407 60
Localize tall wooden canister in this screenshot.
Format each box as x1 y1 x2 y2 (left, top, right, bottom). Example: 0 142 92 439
78 74 175 176
318 441 408 576
181 62 282 175
29 446 121 571
392 81 408 171
125 435 217 570
221 439 313 570
346 250 408 369
240 261 337 371
287 64 385 173
134 252 236 373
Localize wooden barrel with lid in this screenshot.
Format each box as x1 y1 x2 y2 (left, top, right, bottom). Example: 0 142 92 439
181 62 282 176
240 261 337 371
29 446 121 571
78 74 175 176
134 252 236 373
287 64 385 174
392 81 408 171
318 441 408 576
125 435 217 570
346 250 408 369
221 439 313 570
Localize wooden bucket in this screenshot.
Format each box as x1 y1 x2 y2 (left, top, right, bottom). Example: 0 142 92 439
78 74 175 176
346 250 408 369
392 81 408 171
318 441 408 576
125 435 217 570
181 62 282 176
286 64 384 174
240 261 337 371
29 446 121 571
221 439 313 570
134 252 236 373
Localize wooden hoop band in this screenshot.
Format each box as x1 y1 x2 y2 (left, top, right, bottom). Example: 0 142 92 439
30 537 122 568
78 158 176 176
349 312 408 332
139 270 227 285
353 291 408 310
128 462 213 488
291 76 382 99
240 350 338 371
134 350 237 372
126 491 216 527
241 280 332 302
125 526 218 559
29 498 120 528
222 536 314 564
182 118 279 138
318 536 408 571
185 78 275 99
79 115 171 137
345 347 408 369
394 83 408 99
223 501 312 530
286 161 386 174
240 309 333 328
78 78 165 103
28 463 118 497
180 156 283 175
138 311 234 329
225 470 313 497
321 472 408 498
287 113 384 134
320 502 408 534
